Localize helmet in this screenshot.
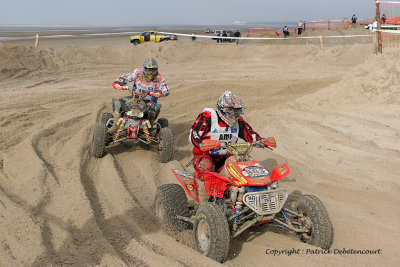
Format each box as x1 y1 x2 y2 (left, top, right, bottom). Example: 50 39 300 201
216 91 245 127
143 58 158 81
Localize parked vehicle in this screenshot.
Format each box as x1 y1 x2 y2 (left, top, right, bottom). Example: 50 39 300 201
212 30 235 43
129 31 177 45
211 30 224 40
161 34 178 41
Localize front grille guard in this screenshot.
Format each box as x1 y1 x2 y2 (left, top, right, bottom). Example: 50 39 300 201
243 189 288 216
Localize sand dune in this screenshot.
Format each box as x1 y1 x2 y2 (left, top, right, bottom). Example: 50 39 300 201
0 35 399 266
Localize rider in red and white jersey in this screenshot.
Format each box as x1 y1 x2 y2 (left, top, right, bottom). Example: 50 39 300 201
189 91 271 203
189 91 267 177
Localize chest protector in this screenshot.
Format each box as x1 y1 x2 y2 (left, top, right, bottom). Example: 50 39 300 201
204 108 239 155
133 69 159 101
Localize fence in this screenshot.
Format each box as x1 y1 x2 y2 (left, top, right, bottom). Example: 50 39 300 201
247 18 373 37
376 0 400 50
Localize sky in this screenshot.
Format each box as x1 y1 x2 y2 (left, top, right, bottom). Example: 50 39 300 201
0 0 375 26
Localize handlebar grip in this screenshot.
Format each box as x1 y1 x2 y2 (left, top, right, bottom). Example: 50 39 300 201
112 82 128 90
149 91 162 98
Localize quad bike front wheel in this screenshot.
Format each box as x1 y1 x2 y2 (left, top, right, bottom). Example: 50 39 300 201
157 118 169 128
194 203 230 263
286 194 334 249
157 127 174 163
91 122 108 158
154 184 190 232
101 112 114 129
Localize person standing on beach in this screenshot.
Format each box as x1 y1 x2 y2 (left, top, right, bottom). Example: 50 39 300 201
216 32 221 43
110 58 170 130
222 31 227 42
234 29 241 45
351 14 357 29
381 14 386 24
283 25 289 38
297 21 303 34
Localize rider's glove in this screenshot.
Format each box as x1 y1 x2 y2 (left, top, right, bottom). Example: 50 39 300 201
262 137 276 150
253 140 265 148
112 82 127 90
149 91 163 98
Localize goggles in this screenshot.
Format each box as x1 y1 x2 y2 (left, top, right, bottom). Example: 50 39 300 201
145 68 158 74
223 107 243 116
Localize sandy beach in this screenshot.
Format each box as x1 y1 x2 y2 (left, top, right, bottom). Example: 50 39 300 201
0 28 399 266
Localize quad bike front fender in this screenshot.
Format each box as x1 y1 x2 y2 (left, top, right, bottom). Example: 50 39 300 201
171 169 200 203
268 163 290 184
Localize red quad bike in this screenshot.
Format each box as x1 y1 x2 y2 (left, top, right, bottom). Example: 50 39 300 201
91 88 174 163
154 138 333 262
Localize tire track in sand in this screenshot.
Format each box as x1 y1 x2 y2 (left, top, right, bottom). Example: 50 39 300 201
79 126 195 265
26 114 93 265
110 145 221 266
79 147 149 266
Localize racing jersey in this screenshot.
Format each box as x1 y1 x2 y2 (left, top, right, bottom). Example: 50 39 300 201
189 108 262 155
114 68 170 103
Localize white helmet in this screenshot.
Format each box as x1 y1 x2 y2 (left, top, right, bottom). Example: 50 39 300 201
216 91 245 127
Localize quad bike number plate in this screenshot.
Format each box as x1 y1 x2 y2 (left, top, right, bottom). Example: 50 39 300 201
241 166 268 178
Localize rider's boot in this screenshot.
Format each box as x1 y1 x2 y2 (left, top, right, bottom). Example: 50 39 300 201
193 155 214 205
109 112 121 131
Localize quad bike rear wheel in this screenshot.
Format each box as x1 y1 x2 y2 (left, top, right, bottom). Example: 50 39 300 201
286 194 334 249
157 127 174 163
154 184 190 232
194 203 230 263
91 122 107 158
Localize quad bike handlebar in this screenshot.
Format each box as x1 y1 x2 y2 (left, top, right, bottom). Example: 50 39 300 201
200 137 276 162
200 137 276 152
112 82 163 100
134 89 163 99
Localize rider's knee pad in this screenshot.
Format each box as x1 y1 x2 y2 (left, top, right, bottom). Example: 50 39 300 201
113 100 123 113
193 154 214 174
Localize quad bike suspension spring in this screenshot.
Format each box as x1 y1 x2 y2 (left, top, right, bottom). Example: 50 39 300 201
143 128 151 143
281 209 290 223
143 120 152 143
113 118 125 141
233 200 243 227
232 187 245 231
